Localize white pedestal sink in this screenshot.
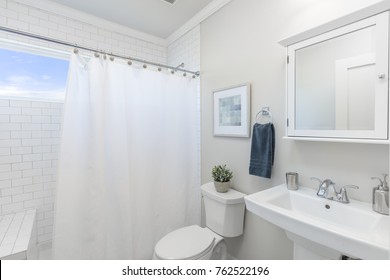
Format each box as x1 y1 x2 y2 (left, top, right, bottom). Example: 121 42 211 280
244 184 389 260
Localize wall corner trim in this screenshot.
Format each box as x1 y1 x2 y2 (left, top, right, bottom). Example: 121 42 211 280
166 0 232 45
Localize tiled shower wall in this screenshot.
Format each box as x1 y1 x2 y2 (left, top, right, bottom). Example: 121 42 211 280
0 0 201 247
0 100 62 244
168 26 201 73
167 26 201 182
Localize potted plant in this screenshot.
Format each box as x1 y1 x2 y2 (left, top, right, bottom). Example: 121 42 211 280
211 164 233 193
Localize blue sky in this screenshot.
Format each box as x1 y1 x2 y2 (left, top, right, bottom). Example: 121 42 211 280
0 48 69 101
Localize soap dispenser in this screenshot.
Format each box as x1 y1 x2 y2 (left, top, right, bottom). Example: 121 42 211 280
371 174 389 215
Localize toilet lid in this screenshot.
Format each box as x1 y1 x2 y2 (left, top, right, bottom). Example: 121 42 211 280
155 225 216 260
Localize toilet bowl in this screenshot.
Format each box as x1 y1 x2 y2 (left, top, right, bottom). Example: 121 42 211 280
153 225 227 260
153 182 246 260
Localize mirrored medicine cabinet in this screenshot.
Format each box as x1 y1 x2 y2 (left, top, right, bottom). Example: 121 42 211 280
280 8 390 143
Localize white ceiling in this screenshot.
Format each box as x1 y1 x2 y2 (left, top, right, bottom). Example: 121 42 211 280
48 0 216 39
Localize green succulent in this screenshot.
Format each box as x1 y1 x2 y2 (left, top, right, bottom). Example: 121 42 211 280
211 164 233 182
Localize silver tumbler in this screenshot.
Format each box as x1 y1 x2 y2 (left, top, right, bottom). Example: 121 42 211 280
286 172 298 190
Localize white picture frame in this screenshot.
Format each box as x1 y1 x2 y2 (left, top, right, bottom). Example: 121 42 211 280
213 83 251 137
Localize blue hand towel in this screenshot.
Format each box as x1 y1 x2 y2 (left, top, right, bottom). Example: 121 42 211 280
249 123 275 179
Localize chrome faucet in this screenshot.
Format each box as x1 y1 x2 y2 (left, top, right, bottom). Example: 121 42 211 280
311 178 335 198
310 177 359 203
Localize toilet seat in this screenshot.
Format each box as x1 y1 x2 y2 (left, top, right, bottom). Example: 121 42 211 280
154 225 217 260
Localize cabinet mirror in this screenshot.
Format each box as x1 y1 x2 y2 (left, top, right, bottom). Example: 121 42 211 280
285 12 389 141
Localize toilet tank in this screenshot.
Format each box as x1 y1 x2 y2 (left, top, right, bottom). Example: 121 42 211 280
201 182 246 237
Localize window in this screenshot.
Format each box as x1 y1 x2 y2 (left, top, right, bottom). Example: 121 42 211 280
0 47 69 102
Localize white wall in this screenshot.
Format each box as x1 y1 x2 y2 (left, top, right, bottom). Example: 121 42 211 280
200 0 388 259
0 0 170 246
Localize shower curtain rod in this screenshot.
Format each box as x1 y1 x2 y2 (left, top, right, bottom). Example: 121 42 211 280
0 25 200 77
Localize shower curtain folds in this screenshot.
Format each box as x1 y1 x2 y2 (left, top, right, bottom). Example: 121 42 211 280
52 53 200 259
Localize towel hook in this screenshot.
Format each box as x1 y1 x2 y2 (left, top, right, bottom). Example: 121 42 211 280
256 107 273 124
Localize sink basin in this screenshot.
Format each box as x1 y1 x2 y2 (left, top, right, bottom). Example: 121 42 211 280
245 184 389 259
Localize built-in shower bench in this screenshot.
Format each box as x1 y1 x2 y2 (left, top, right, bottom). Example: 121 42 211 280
0 209 36 260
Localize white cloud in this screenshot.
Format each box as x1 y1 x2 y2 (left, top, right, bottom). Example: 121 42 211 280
6 75 35 84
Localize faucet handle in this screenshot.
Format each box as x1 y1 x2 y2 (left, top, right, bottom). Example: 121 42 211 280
383 174 389 190
310 177 322 182
371 175 389 190
371 176 384 187
338 185 359 203
340 185 359 191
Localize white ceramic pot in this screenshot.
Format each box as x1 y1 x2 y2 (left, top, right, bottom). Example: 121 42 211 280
214 181 230 193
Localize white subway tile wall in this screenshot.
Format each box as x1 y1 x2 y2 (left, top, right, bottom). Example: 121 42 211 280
0 0 201 249
168 25 201 72
168 26 201 181
0 100 62 244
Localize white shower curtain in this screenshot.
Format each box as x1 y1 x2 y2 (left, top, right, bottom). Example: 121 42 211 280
52 53 200 259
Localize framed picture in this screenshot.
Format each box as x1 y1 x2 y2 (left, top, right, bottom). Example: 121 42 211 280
213 83 251 137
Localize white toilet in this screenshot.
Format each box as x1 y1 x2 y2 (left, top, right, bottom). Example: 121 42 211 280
153 182 246 260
